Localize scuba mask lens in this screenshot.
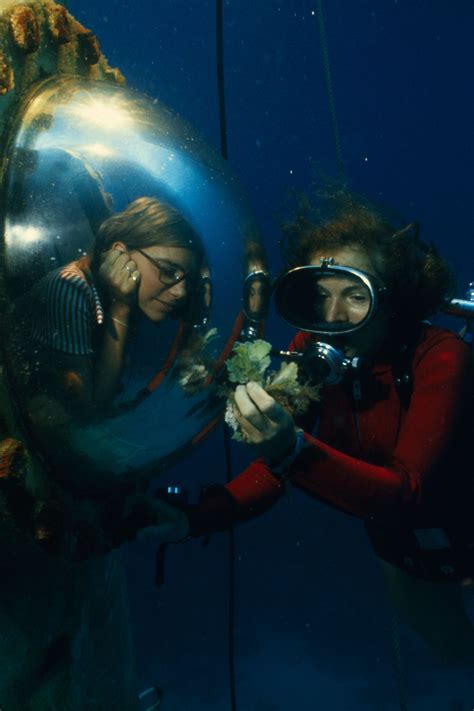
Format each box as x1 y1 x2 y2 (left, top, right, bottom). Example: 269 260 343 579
312 275 370 331
273 261 381 336
242 270 271 322
241 270 271 339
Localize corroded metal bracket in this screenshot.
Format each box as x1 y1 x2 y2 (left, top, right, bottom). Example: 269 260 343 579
0 1 124 152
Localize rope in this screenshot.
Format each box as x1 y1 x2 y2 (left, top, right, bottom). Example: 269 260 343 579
314 0 347 182
216 3 237 710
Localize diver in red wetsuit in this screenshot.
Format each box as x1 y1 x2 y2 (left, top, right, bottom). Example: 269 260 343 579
169 195 474 663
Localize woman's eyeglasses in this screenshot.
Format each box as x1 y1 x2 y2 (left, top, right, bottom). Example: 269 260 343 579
136 248 191 287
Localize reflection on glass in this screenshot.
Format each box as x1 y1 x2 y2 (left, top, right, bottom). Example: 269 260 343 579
312 274 371 328
10 197 206 420
243 271 270 322
4 197 223 491
1 77 267 488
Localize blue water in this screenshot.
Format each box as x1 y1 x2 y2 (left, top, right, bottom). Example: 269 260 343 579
69 2 474 708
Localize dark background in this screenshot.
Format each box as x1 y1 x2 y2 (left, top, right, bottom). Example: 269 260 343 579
69 1 474 708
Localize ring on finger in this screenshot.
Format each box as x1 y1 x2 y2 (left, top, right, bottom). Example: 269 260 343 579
131 273 138 282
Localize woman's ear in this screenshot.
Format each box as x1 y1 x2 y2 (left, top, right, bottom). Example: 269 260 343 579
111 241 127 253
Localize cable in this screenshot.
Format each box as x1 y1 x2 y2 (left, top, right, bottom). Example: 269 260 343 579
216 0 228 161
224 424 237 711
314 0 347 183
390 610 409 711
315 5 411 708
216 3 237 710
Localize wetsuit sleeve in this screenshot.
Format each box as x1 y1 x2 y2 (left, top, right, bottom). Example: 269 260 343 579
219 334 470 522
188 331 470 535
186 333 313 536
288 335 470 518
186 465 285 537
33 268 95 355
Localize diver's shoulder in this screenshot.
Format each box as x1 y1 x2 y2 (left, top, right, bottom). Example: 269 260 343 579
414 323 470 363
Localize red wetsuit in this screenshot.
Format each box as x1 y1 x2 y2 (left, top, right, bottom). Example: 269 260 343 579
190 325 474 578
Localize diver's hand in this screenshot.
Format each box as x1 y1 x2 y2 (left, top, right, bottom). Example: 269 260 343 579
98 247 141 309
135 498 190 543
234 381 298 462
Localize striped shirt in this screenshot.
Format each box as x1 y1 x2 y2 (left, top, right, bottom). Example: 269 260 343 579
32 262 104 355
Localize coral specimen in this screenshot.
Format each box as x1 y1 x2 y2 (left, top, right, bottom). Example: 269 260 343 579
224 340 320 440
175 327 219 395
226 339 271 384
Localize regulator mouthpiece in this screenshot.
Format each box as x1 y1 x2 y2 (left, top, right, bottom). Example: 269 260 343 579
273 341 361 386
301 342 361 385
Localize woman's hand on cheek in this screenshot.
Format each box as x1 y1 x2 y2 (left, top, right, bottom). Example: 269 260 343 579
98 247 141 308
234 381 298 462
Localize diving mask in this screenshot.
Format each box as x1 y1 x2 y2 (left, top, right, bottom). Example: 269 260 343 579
273 258 385 385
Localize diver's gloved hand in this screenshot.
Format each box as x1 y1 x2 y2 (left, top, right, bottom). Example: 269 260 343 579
122 493 190 543
186 485 238 537
138 498 189 543
233 381 298 463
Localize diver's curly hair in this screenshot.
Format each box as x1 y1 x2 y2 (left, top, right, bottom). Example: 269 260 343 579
282 191 454 325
